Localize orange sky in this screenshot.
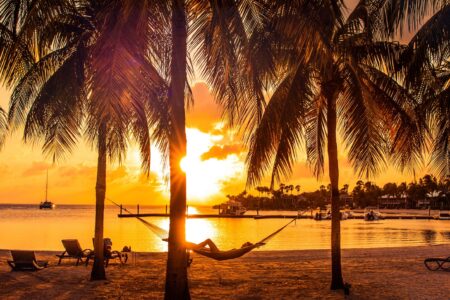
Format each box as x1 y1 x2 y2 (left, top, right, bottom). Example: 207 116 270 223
0 2 434 206
0 80 429 206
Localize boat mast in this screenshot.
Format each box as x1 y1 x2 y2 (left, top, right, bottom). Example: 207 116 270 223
45 170 48 201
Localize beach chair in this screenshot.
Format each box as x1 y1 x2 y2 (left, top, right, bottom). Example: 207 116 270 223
56 239 92 266
91 238 128 267
424 256 450 271
7 250 48 271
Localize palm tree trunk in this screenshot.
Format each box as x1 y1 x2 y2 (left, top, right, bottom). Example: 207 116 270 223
326 89 345 290
91 123 107 280
164 0 190 299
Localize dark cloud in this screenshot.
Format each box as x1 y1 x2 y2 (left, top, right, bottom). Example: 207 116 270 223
201 144 242 160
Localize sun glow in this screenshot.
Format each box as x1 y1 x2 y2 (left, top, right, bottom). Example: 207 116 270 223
182 128 244 201
124 127 244 203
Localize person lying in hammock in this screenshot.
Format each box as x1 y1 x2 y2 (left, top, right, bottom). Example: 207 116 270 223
164 238 253 252
186 239 254 252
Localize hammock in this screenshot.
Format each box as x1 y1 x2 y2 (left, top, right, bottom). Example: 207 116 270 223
192 218 295 261
108 199 295 261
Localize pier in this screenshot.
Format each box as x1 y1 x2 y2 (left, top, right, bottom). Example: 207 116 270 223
115 204 443 220
117 212 437 220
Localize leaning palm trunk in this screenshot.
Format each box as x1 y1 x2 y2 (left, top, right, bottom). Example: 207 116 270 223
326 87 344 290
91 124 107 280
164 0 190 298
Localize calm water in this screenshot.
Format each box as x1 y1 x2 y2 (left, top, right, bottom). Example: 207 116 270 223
0 204 449 252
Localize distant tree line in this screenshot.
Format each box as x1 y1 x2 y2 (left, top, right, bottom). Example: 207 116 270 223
225 175 450 210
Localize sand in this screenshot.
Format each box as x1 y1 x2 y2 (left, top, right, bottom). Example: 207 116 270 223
0 245 449 299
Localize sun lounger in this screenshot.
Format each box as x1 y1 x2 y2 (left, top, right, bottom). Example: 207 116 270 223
56 239 92 266
7 250 48 271
424 256 450 271
91 238 128 267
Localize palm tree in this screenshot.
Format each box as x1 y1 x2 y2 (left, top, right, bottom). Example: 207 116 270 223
0 107 6 147
0 0 165 280
373 1 449 178
399 19 449 178
164 1 189 297
245 0 421 290
163 1 268 297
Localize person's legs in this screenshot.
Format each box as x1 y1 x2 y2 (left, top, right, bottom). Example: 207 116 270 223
196 239 219 252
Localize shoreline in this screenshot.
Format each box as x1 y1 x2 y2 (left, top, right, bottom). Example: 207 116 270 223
2 241 450 253
1 245 449 299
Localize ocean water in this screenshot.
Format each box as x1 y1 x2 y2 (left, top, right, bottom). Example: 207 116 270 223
0 204 449 252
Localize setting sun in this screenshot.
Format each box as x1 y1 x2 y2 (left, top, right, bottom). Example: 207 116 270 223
176 128 244 202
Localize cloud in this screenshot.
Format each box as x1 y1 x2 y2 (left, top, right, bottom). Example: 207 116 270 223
108 166 128 182
22 161 52 177
201 144 242 161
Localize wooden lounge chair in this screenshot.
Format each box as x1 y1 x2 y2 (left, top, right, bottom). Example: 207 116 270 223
7 250 48 271
90 238 128 267
424 256 450 271
56 239 92 266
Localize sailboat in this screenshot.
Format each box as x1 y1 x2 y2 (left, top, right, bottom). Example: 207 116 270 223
39 170 55 209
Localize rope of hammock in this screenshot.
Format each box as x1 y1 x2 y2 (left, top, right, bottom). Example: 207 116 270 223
108 198 296 260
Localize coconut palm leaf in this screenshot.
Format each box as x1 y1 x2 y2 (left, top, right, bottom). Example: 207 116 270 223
338 63 387 178
190 0 269 127
378 0 445 37
361 65 427 172
22 50 84 161
0 106 7 147
399 4 450 86
8 44 76 130
305 93 327 178
246 64 313 187
0 22 35 87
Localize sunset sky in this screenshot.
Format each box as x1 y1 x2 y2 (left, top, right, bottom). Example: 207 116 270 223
0 80 429 206
0 1 433 206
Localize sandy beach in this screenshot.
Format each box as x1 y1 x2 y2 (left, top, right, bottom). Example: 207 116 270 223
0 245 449 299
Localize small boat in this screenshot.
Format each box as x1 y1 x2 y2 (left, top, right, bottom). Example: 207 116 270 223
314 210 350 220
364 206 382 221
437 211 450 220
39 170 55 209
39 200 55 209
218 200 246 216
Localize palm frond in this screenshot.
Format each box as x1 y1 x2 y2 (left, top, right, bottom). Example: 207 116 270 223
305 94 327 178
246 64 313 187
378 0 445 37
8 44 76 130
338 63 387 178
362 64 428 172
399 4 450 86
0 23 35 87
0 106 7 148
22 50 84 161
429 100 450 178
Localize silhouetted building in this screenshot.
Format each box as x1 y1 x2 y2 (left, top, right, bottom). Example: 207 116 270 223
378 193 411 209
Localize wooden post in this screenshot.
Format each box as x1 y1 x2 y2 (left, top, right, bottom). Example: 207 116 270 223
137 204 140 215
120 204 122 215
165 204 168 214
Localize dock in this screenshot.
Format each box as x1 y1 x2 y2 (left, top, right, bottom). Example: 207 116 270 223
117 213 309 219
117 213 438 220
115 204 442 220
